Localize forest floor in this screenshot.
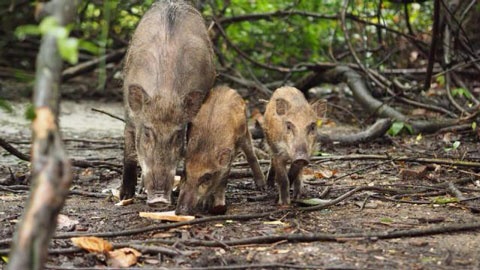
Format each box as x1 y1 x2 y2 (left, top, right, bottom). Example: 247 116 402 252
1 95 480 269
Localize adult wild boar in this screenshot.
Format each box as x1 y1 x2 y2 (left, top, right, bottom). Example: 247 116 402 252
121 0 216 206
176 86 266 215
263 86 326 205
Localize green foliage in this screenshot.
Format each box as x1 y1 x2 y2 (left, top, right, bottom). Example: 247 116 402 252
432 196 458 204
0 99 13 113
379 217 393 223
388 121 413 136
24 103 36 121
451 87 473 99
444 141 460 152
15 16 80 64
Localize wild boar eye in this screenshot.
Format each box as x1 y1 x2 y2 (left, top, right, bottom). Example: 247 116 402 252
143 127 153 139
286 121 294 132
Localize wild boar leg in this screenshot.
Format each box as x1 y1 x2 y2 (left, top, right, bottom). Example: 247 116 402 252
266 162 276 187
288 163 304 200
240 130 266 190
120 123 137 199
272 157 290 205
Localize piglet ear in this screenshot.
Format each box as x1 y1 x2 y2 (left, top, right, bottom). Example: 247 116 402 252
127 84 149 112
184 91 206 120
216 148 232 167
311 99 327 119
275 98 290 116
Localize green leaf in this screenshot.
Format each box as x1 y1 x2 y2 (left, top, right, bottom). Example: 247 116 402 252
58 37 79 64
432 197 458 204
380 217 393 223
452 141 461 150
435 75 445 86
404 123 414 134
1 255 8 263
451 88 473 99
388 121 404 136
39 17 59 35
472 122 477 130
0 99 13 113
24 104 36 121
78 39 100 55
14 24 40 40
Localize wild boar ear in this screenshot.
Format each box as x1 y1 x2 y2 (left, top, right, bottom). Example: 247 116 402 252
217 148 232 167
275 98 290 116
184 91 205 120
127 84 149 112
311 99 327 119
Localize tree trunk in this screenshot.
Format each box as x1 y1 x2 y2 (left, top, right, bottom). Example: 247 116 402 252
7 1 80 270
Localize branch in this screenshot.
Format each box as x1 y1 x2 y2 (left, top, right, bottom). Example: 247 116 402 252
61 48 126 81
317 118 392 145
308 65 461 133
7 1 80 269
132 222 480 247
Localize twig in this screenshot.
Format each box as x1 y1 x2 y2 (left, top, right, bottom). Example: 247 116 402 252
311 154 480 168
91 108 125 122
0 137 30 161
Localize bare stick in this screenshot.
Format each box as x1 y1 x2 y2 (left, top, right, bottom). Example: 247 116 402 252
91 108 125 122
7 1 80 269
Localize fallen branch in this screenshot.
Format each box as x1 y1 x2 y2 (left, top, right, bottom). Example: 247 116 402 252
311 154 480 169
61 48 126 81
130 221 480 247
305 65 461 133
317 118 392 145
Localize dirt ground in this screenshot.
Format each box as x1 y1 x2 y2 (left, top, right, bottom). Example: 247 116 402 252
1 99 480 269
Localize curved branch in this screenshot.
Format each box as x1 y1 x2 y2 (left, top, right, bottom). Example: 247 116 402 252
310 65 460 133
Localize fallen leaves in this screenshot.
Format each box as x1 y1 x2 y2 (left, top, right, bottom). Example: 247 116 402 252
107 248 142 268
71 237 141 268
71 236 113 253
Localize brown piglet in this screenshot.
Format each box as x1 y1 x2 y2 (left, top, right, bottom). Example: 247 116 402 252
176 86 266 215
263 86 326 205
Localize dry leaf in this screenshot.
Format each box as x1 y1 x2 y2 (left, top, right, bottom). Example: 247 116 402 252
107 248 141 268
57 214 79 229
71 236 113 253
400 165 427 180
139 211 195 222
315 168 337 179
115 198 134 206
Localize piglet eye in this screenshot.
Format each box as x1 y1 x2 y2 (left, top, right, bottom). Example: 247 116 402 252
286 121 294 132
199 173 212 185
308 123 316 134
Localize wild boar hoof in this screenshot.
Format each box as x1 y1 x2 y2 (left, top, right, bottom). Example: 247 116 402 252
147 193 171 207
208 205 227 215
119 186 135 200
